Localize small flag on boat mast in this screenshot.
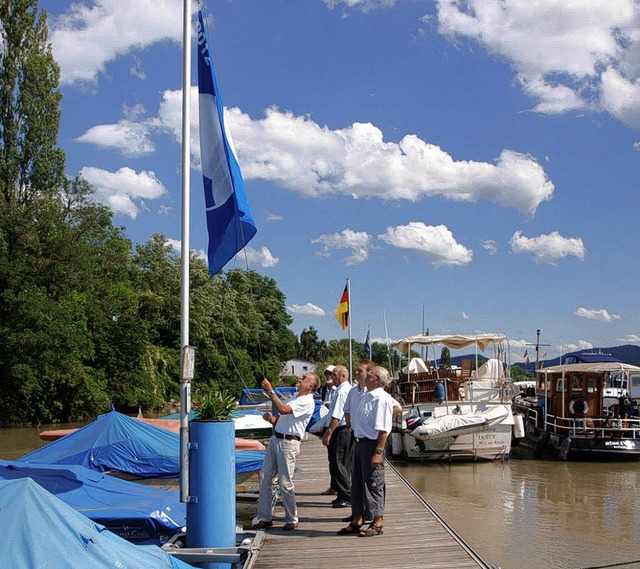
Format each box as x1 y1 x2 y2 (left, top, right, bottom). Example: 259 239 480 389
335 283 349 330
197 8 256 276
523 349 529 365
364 326 372 359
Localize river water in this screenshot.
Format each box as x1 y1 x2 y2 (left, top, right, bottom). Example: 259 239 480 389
2 424 639 569
392 455 640 569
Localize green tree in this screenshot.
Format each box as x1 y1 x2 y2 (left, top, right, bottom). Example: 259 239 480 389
298 326 326 362
0 3 116 424
440 347 452 367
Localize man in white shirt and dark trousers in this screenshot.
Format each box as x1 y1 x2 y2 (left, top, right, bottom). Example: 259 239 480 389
321 365 352 508
253 372 320 531
338 366 393 537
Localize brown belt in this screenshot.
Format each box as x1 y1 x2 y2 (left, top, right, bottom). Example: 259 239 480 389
274 432 301 441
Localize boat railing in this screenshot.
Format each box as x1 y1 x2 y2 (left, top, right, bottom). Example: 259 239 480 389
398 371 511 405
543 414 640 439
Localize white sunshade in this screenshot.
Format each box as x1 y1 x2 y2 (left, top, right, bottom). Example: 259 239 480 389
537 362 640 375
393 333 507 353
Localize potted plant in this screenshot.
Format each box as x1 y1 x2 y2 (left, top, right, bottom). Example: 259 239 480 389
194 388 236 421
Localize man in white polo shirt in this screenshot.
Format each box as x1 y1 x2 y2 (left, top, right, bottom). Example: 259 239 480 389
338 366 393 537
253 372 320 531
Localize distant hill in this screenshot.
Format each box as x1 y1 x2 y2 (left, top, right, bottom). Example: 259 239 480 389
447 345 640 372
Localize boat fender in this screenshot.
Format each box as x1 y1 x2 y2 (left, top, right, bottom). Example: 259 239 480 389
559 437 572 461
533 431 550 457
435 381 445 404
569 398 589 416
513 414 525 439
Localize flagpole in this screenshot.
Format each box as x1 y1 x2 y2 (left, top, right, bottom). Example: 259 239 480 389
383 308 393 375
347 277 353 383
179 0 192 504
367 324 372 362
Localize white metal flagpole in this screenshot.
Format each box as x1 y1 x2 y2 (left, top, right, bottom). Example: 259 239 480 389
347 278 352 383
179 0 192 504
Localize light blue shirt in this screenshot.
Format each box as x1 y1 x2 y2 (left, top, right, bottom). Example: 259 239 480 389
329 381 352 428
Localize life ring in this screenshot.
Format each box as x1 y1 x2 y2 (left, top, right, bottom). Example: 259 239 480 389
569 398 589 416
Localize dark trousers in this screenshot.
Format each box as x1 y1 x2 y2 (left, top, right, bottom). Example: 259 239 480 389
328 426 351 502
351 439 385 520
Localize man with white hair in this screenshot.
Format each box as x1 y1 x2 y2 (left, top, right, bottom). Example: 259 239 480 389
322 365 352 508
337 366 393 537
253 372 320 531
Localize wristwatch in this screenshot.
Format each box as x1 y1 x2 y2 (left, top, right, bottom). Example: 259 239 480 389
374 448 384 454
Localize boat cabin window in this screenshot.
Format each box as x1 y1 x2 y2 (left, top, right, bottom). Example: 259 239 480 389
609 373 624 389
630 374 640 398
571 375 583 393
555 378 565 393
587 377 597 394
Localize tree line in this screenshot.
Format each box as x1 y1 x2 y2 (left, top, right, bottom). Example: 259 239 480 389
0 1 303 425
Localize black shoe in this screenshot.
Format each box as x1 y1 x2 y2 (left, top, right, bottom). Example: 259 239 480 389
332 500 351 508
341 515 353 522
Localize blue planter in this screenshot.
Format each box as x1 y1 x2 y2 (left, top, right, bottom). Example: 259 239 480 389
187 419 235 569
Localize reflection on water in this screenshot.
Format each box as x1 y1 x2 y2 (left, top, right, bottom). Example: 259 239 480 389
392 457 640 569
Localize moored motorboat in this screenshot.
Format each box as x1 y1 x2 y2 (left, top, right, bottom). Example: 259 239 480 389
512 361 640 460
390 333 517 461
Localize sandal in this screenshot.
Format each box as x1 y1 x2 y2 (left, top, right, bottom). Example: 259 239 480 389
337 522 362 535
359 524 383 537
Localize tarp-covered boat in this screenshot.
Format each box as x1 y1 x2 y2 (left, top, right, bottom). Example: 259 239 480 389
20 410 264 477
0 478 195 568
0 460 185 544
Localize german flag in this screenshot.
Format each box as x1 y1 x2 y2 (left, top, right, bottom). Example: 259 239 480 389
335 283 349 330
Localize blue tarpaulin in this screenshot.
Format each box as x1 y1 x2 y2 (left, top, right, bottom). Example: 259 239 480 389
0 478 195 569
18 410 264 477
0 460 185 543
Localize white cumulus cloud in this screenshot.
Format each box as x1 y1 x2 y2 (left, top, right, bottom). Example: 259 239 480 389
49 0 182 85
378 222 473 267
617 334 640 344
75 120 155 157
287 303 326 317
312 229 372 265
509 231 586 264
242 246 279 268
574 307 621 323
435 0 640 127
79 166 168 218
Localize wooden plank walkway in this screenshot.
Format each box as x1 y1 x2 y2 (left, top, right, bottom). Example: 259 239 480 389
249 436 495 569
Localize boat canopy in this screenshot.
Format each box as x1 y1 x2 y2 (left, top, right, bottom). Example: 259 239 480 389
0 459 185 542
0 478 195 568
536 362 640 375
394 333 507 353
18 410 264 477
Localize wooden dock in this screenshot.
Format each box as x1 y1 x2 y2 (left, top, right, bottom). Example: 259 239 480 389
248 436 496 569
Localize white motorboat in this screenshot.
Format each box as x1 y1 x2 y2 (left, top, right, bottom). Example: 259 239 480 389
389 333 518 461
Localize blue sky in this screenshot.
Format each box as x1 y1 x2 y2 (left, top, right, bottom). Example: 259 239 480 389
38 0 640 363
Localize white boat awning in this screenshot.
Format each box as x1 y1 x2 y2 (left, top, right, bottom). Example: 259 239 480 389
393 333 507 353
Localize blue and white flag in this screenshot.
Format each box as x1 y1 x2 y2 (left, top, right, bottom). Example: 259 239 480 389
364 327 372 358
197 8 256 275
